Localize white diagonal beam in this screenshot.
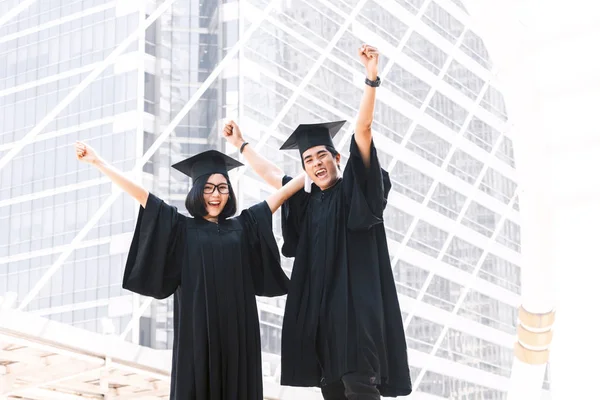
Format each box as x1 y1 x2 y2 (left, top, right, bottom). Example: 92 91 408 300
119 297 153 340
16 0 280 313
412 188 520 390
17 190 121 310
0 0 37 28
0 0 176 171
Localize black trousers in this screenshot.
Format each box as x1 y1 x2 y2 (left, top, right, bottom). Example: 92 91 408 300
321 373 381 400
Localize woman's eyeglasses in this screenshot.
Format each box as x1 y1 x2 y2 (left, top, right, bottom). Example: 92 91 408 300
203 183 230 194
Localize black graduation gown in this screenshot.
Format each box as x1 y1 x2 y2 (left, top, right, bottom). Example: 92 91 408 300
279 135 412 396
122 194 289 400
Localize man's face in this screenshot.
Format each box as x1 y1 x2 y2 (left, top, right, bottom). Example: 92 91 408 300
302 145 341 190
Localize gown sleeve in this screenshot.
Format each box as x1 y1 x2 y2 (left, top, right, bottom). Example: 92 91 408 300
240 201 289 297
343 134 392 231
122 193 185 299
280 175 311 257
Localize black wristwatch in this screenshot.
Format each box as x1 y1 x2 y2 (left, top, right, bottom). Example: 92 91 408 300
365 76 381 87
240 141 249 154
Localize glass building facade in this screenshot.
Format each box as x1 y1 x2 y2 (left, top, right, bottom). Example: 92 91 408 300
0 0 549 398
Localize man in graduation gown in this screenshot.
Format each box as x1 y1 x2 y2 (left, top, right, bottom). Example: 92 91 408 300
223 44 411 399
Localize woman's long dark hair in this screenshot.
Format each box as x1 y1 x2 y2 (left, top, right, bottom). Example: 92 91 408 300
185 174 237 219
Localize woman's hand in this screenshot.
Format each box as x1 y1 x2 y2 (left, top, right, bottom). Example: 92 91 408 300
74 141 102 165
73 140 149 207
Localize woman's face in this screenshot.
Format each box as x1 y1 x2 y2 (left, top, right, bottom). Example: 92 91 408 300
203 173 229 219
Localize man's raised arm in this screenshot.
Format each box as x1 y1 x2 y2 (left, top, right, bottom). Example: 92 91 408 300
354 44 380 169
223 121 285 189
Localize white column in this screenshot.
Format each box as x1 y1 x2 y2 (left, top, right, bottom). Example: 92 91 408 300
462 0 600 398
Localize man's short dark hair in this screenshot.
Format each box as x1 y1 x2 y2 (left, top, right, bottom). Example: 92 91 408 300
301 145 340 170
185 174 237 219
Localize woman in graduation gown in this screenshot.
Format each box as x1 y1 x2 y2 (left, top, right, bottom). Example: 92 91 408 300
74 141 304 400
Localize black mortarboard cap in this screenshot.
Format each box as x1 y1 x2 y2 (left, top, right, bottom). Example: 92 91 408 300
171 150 243 184
280 120 346 155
